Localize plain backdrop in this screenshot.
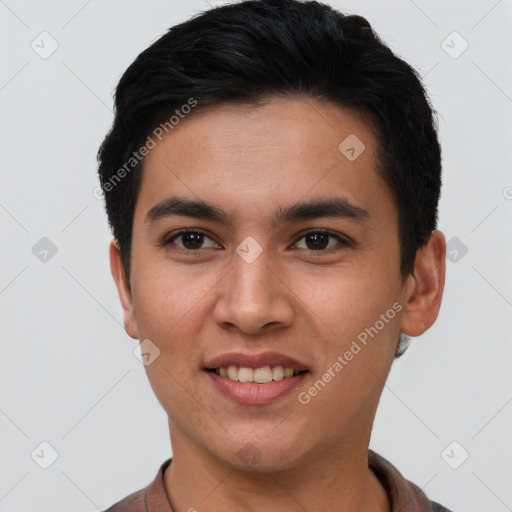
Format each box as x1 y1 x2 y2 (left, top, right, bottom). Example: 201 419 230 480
1 1 511 511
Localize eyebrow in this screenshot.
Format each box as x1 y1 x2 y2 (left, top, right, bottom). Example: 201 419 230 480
144 195 370 227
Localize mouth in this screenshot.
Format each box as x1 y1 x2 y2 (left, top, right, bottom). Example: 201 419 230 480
203 351 310 404
205 365 308 383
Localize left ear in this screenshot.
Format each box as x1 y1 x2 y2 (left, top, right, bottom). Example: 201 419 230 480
399 230 446 336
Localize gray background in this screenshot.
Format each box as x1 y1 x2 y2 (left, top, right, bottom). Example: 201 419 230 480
1 0 511 511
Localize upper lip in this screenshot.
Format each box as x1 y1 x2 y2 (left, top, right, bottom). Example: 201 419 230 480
204 351 309 371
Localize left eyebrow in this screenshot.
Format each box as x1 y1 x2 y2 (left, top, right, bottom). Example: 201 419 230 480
274 197 370 225
144 195 371 227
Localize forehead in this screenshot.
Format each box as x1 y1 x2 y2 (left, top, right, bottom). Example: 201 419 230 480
135 97 395 229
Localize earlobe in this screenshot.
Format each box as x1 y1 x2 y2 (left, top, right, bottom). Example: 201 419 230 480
399 230 446 337
109 239 139 339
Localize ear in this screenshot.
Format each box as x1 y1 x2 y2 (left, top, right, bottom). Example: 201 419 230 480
399 230 446 337
109 239 139 339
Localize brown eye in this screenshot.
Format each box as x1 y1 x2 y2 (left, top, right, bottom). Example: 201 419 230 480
294 230 349 252
164 230 217 251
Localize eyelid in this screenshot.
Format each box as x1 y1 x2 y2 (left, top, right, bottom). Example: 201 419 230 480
291 229 352 251
161 228 218 249
162 228 353 253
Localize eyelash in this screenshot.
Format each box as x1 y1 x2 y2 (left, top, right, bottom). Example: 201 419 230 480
161 228 351 255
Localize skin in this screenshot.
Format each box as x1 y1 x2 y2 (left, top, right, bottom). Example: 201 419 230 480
110 97 446 512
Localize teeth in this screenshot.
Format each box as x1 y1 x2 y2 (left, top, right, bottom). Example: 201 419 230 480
254 366 272 384
214 364 302 383
227 365 238 381
238 367 254 383
272 365 284 381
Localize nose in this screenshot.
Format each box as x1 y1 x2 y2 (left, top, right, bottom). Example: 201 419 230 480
212 247 295 336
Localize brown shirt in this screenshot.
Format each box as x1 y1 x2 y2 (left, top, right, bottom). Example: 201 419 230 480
103 450 452 512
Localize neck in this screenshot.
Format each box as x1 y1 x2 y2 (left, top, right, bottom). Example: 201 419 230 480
164 428 390 512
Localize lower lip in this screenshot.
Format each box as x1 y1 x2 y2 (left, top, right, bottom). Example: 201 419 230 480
205 371 308 405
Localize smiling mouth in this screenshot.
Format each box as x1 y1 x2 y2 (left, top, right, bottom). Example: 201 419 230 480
206 365 308 384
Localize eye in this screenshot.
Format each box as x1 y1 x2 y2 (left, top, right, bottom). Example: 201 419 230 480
163 229 219 252
162 229 351 254
293 230 350 252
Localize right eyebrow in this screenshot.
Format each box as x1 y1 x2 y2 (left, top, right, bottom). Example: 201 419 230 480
145 196 234 226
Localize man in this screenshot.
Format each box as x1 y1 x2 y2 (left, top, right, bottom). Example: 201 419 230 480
98 0 451 510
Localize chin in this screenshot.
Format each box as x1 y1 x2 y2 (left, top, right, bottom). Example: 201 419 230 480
214 434 308 473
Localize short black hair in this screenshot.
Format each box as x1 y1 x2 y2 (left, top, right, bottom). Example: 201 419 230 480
97 0 442 342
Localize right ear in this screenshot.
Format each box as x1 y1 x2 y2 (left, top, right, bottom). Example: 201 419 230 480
109 239 139 339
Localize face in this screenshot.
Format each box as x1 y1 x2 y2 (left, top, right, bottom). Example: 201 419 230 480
111 97 432 472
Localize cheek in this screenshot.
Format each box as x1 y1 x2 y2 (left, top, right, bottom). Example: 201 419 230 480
299 295 399 435
131 260 213 336
130 268 209 413
294 266 401 401
294 264 399 341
